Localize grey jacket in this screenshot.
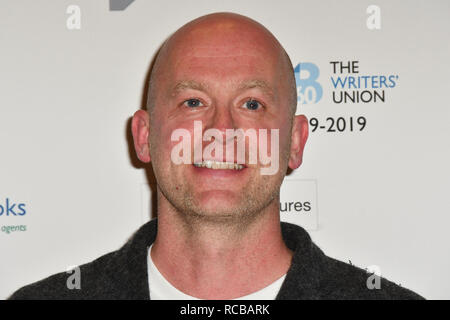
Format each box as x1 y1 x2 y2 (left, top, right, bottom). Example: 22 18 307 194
9 219 424 300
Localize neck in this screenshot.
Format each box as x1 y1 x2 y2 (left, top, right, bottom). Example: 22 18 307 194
150 189 293 299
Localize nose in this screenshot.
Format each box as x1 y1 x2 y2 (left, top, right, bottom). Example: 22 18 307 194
204 104 236 136
200 104 238 161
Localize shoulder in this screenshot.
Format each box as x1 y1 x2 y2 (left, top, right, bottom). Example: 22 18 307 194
279 222 424 300
8 250 121 300
9 220 157 300
317 252 424 300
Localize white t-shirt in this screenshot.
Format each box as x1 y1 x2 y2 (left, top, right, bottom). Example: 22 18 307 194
147 244 286 300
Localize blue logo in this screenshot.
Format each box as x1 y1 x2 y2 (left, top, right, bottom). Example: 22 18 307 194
0 198 26 216
294 63 323 104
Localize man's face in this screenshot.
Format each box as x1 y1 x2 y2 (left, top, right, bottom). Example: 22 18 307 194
139 19 305 221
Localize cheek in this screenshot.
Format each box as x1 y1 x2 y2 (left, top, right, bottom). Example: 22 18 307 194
151 121 197 161
264 121 292 156
149 123 169 163
278 126 292 154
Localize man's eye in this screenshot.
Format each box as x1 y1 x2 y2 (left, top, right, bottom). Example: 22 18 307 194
183 99 203 108
242 99 262 111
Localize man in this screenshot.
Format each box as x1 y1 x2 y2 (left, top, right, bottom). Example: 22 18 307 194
10 12 423 300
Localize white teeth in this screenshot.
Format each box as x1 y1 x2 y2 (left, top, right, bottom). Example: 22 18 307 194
193 160 244 170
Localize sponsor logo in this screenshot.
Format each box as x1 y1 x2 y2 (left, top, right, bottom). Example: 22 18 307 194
294 60 399 106
1 225 27 234
330 60 398 104
0 198 26 216
294 62 323 105
279 179 318 230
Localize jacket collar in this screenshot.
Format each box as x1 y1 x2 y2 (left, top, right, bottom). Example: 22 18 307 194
117 219 323 300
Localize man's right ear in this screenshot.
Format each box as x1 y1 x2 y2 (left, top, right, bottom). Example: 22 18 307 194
131 110 151 163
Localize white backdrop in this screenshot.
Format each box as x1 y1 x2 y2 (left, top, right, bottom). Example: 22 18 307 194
1 0 449 299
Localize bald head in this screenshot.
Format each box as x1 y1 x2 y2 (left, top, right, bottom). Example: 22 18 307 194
146 12 297 117
132 12 309 224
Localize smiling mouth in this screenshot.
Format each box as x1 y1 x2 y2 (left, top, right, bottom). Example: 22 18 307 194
193 160 245 170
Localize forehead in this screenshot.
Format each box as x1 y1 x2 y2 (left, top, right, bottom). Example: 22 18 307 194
159 23 284 89
171 54 277 84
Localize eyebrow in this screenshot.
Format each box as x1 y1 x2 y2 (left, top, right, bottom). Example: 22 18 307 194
170 79 276 100
237 79 275 100
171 80 209 96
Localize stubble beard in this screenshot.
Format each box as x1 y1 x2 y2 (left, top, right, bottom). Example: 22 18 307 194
154 163 286 234
151 130 292 230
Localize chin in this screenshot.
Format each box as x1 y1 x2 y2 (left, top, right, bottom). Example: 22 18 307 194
198 189 240 208
187 190 246 217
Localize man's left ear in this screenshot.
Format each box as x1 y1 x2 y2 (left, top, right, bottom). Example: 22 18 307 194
288 115 309 170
